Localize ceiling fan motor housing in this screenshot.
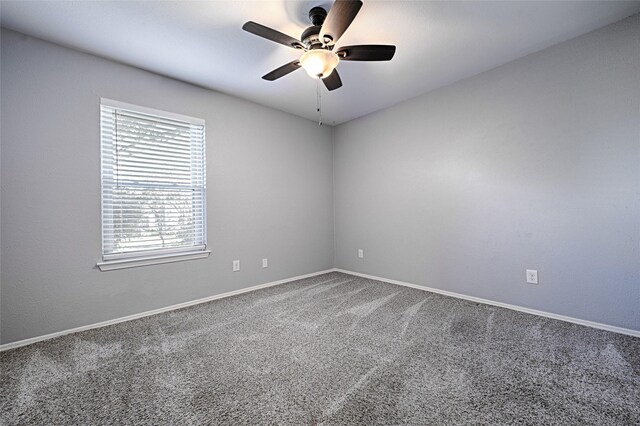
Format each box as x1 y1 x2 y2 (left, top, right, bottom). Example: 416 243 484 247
301 26 323 48
303 7 332 48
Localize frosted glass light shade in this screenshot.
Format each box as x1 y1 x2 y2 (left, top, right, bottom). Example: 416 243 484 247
299 50 339 79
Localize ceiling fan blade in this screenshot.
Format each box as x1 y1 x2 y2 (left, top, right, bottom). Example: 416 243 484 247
319 0 363 46
262 60 301 81
336 45 396 61
242 21 304 49
323 69 343 91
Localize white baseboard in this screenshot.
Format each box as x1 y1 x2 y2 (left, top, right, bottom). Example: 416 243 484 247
4 267 636 351
0 269 335 352
334 269 640 338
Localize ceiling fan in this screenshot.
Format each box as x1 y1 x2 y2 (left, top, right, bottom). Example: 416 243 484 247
242 0 396 91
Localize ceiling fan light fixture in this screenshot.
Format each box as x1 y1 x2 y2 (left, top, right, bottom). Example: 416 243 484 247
299 49 339 79
243 0 392 91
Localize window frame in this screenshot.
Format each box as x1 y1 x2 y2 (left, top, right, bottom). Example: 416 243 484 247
97 98 210 271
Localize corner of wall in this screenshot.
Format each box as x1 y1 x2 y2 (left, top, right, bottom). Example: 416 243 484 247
330 125 337 269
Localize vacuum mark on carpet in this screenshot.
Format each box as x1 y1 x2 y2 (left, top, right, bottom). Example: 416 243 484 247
527 322 543 340
600 343 633 376
483 310 496 352
253 282 327 306
347 291 401 318
321 365 382 420
346 291 402 331
72 338 122 373
301 279 355 298
15 351 70 411
325 286 366 301
399 297 431 338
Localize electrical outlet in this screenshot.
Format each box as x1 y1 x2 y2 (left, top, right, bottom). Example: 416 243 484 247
262 258 268 268
233 260 240 272
526 269 538 284
358 249 364 259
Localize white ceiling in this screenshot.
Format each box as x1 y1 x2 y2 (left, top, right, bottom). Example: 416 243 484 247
2 1 639 125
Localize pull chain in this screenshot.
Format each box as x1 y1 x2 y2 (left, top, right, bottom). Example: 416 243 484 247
316 78 323 126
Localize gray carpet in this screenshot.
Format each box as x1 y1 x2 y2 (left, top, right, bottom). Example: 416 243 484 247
1 272 639 425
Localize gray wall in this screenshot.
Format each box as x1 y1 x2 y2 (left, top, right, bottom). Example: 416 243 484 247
333 15 640 331
2 14 639 345
0 29 334 344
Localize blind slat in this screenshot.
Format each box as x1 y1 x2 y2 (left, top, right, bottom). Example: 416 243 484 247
101 180 204 190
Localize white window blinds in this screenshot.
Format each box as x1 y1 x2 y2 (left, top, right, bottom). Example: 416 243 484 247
100 99 206 261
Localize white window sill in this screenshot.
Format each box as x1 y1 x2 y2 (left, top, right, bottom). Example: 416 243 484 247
97 249 211 271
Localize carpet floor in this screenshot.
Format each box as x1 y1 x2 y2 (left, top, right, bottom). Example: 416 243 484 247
1 272 639 425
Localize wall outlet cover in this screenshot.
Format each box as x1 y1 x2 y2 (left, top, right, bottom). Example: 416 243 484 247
233 260 240 272
358 249 364 259
262 258 268 268
526 269 538 284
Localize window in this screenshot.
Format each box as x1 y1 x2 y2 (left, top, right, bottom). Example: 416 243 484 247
98 99 209 271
